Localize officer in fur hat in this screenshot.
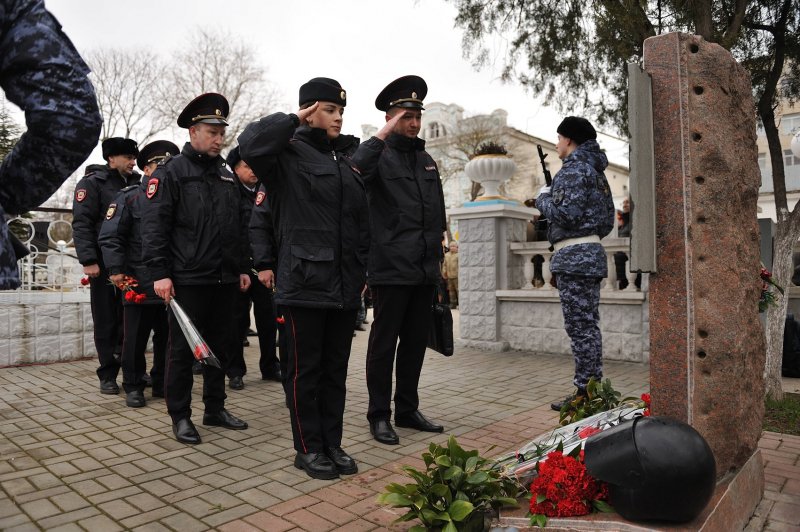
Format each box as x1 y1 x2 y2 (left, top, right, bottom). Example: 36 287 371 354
72 137 140 395
351 75 448 445
140 93 251 444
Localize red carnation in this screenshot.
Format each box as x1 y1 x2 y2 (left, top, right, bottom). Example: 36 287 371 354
194 343 210 360
578 426 602 439
124 290 136 302
276 316 286 324
134 294 146 304
641 392 651 404
80 277 90 286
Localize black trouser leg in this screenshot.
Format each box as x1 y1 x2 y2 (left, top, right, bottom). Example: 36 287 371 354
90 274 122 381
251 278 279 377
150 305 168 392
121 304 149 393
165 284 235 422
283 306 355 453
366 285 433 422
227 290 250 378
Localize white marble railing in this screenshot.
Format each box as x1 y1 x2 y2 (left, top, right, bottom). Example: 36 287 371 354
510 237 642 292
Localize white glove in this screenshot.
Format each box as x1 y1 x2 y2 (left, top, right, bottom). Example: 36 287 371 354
535 185 551 199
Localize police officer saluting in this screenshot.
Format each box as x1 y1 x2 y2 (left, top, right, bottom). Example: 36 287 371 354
73 137 140 395
98 140 178 408
352 75 447 445
141 93 250 444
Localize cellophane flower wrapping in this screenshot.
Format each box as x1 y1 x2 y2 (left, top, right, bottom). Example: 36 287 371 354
168 299 221 368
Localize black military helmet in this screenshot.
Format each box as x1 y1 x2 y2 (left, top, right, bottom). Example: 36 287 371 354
375 75 427 112
226 145 242 169
136 140 179 170
584 416 716 523
177 92 229 128
299 77 346 107
102 137 139 160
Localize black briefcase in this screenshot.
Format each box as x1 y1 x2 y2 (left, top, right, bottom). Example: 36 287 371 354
428 296 454 357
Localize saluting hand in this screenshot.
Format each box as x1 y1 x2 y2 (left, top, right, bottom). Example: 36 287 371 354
296 102 319 125
375 109 408 141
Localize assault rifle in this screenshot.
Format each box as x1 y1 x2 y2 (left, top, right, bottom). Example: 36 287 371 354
537 144 552 186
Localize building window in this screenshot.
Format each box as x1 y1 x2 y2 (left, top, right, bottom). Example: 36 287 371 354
785 149 800 167
782 113 800 135
427 122 446 139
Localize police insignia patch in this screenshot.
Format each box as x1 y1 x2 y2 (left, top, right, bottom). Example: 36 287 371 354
146 178 159 199
76 189 87 202
106 204 117 220
255 191 266 206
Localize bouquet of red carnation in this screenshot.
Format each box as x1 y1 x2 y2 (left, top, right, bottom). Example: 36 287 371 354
641 392 651 416
168 299 221 368
115 275 146 304
529 447 611 527
760 265 784 312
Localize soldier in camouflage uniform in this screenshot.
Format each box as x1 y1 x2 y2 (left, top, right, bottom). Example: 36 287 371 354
0 0 101 289
534 117 615 411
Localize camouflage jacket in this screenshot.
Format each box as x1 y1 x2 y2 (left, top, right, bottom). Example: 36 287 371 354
0 0 101 289
536 140 615 278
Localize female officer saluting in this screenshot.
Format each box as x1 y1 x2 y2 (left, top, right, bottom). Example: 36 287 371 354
238 78 371 480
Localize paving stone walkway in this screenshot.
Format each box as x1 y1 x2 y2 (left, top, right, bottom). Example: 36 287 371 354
0 311 797 531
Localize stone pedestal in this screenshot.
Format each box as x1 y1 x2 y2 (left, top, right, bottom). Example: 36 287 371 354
450 204 534 351
644 32 764 478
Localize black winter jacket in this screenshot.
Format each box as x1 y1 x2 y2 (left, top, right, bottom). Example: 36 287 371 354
351 133 446 286
97 183 160 304
72 165 141 267
139 143 249 285
249 183 277 272
238 113 369 310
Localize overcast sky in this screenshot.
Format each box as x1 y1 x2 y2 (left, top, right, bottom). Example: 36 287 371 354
42 0 626 163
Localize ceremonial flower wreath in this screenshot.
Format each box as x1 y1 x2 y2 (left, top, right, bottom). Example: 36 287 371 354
528 447 611 527
760 265 784 312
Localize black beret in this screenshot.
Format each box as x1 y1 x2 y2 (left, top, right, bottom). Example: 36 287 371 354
299 77 346 107
136 140 179 170
557 116 597 145
102 137 139 159
375 75 427 112
226 146 242 169
177 92 229 128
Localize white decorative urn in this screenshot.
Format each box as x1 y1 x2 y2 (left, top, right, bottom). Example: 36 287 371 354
464 154 517 200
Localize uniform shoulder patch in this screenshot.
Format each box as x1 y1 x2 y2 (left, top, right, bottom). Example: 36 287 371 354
219 174 235 182
425 165 437 171
75 189 87 202
255 191 266 206
105 203 117 220
146 178 159 199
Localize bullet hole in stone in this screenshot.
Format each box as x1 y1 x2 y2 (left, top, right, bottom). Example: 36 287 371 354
698 255 706 262
690 43 700 53
692 132 702 141
697 215 706 223
694 86 704 95
698 350 707 359
695 176 705 184
698 329 708 338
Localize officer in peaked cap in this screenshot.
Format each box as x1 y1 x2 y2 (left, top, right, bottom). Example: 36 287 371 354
140 92 250 444
72 137 141 396
374 75 427 112
353 74 447 445
136 140 179 176
176 92 229 128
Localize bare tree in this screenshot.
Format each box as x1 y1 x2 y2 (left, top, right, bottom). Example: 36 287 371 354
152 27 281 151
85 48 171 144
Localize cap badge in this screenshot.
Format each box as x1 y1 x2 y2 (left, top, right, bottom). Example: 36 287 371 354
215 109 221 116
412 91 417 99
340 90 346 100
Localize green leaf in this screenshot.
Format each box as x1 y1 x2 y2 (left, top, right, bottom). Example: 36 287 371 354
430 483 449 497
466 471 489 484
421 509 439 523
465 456 479 472
442 465 463 480
593 499 615 513
495 497 520 507
378 492 412 507
435 455 452 467
383 482 408 494
448 500 475 521
443 521 458 532
409 526 427 532
567 445 582 459
536 493 547 504
394 510 418 522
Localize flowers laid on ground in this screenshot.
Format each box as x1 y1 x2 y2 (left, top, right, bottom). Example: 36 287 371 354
641 392 651 416
114 275 146 304
557 377 624 425
528 446 612 527
760 265 784 312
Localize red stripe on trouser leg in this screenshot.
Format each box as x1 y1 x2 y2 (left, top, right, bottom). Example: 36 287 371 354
288 309 307 454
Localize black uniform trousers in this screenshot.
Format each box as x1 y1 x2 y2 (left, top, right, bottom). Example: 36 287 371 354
228 273 279 379
282 305 357 454
121 304 167 394
89 274 123 381
365 284 434 423
165 283 236 423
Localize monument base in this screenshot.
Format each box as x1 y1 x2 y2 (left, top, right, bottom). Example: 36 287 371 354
496 450 764 531
454 338 510 352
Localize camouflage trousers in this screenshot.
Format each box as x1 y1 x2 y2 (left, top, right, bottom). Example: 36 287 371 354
557 273 603 390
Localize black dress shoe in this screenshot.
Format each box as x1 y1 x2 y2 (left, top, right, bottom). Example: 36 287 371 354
141 373 152 387
203 409 248 430
294 452 339 480
191 361 203 375
229 376 244 390
173 418 201 444
100 379 119 395
125 390 146 408
395 411 444 433
370 419 399 445
326 447 358 475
